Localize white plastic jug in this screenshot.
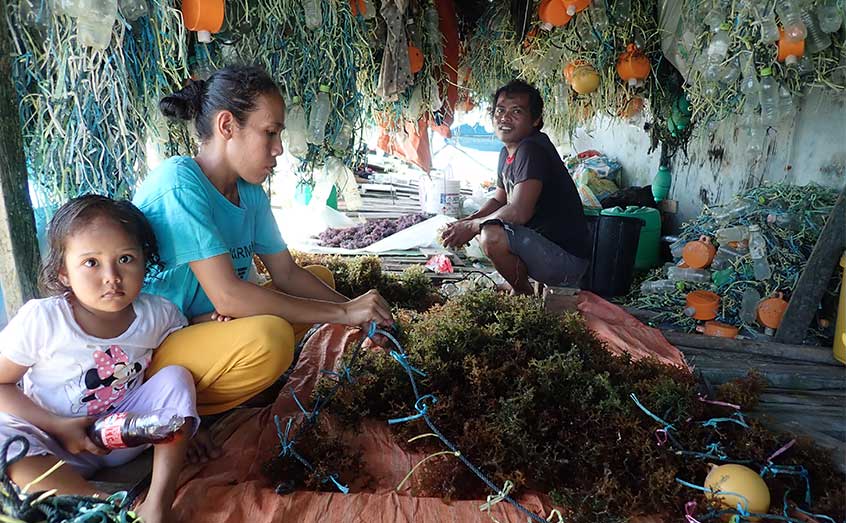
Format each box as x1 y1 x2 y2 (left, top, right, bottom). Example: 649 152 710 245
420 176 461 217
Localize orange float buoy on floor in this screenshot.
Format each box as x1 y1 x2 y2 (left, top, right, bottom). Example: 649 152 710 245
182 0 225 43
538 0 572 30
757 292 789 330
685 290 720 321
701 321 739 338
682 235 717 269
408 45 424 74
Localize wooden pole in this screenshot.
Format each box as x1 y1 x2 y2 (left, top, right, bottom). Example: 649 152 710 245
775 186 846 345
0 21 39 319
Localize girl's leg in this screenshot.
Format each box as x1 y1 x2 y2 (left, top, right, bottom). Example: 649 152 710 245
8 455 102 497
134 424 191 523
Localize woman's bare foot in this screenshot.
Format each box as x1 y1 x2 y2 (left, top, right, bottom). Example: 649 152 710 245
186 425 222 464
134 500 174 523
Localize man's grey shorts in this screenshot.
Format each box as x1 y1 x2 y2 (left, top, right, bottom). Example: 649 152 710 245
482 219 589 287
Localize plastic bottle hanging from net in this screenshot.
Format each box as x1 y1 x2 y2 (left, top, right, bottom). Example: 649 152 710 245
285 96 309 158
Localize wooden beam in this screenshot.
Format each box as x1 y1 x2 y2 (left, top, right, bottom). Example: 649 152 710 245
662 330 840 366
776 186 846 344
0 22 39 318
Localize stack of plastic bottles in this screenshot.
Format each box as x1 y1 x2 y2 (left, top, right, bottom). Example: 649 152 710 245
625 184 840 339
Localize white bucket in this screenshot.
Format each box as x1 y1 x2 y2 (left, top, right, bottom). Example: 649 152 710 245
420 176 461 217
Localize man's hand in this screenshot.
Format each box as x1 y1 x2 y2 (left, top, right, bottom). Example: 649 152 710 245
441 220 480 249
51 416 108 455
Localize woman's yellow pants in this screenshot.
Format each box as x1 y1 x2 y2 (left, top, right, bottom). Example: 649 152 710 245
146 265 334 415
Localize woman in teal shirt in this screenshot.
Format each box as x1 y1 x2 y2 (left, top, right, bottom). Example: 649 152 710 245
134 65 393 461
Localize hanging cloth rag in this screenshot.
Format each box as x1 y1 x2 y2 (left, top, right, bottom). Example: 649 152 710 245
377 0 414 100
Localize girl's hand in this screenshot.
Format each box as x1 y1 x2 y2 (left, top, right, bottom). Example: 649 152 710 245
51 416 108 455
210 311 233 322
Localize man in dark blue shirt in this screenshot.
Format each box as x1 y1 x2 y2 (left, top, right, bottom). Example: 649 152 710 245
441 80 589 294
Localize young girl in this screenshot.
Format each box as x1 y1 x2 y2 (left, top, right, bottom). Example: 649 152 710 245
0 195 198 523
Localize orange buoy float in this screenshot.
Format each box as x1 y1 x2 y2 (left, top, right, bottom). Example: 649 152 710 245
538 0 572 30
685 290 720 321
562 0 591 16
757 292 789 332
619 95 644 118
616 43 650 87
182 0 225 43
777 27 805 65
569 62 600 94
408 45 424 74
682 235 717 269
700 321 739 338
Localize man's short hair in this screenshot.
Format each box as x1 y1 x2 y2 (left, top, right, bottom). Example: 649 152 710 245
490 79 544 130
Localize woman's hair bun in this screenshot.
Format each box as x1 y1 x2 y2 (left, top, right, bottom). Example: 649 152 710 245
159 79 206 121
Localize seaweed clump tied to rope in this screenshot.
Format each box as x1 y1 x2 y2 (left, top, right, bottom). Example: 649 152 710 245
0 436 139 522
289 252 443 312
265 290 845 522
622 183 841 339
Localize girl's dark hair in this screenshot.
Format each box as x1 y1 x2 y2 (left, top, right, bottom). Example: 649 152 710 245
39 195 162 296
491 79 544 130
159 65 280 140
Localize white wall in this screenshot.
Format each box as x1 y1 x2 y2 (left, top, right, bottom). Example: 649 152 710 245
566 88 846 231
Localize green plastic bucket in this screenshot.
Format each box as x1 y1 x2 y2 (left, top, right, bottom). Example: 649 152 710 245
601 206 660 270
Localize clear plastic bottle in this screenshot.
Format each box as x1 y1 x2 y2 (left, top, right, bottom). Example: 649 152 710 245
778 84 795 119
76 0 118 50
307 84 332 145
716 225 750 243
285 96 309 158
776 0 807 41
747 224 771 281
816 2 843 33
745 120 764 155
640 279 677 295
669 238 686 260
118 0 146 20
758 67 779 125
88 409 186 449
740 288 761 324
759 10 781 43
667 266 711 283
800 9 831 54
766 210 800 229
538 45 564 76
711 245 747 270
331 121 353 152
704 6 725 32
325 156 362 211
590 0 610 31
19 0 52 31
707 23 732 64
613 0 631 22
712 200 753 223
303 0 322 30
719 58 740 85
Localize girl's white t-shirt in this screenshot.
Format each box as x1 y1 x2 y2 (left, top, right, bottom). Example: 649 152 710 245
0 294 186 418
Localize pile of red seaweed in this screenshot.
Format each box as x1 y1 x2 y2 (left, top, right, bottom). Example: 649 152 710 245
318 214 427 249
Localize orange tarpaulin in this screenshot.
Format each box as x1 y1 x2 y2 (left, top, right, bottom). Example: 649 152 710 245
171 295 687 522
